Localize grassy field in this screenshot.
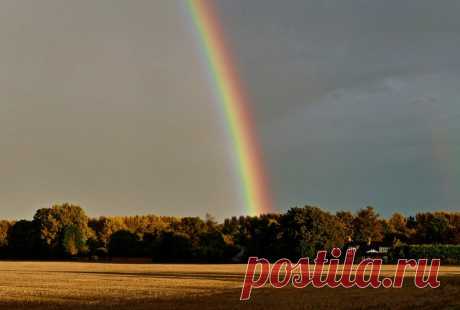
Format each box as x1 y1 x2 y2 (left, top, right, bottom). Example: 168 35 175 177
0 262 459 310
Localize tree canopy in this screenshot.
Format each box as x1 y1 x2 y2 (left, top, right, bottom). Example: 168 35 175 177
0 203 458 262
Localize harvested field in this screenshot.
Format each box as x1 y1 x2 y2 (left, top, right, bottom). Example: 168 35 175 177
0 262 458 310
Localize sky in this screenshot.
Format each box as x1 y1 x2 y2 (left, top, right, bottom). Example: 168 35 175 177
0 0 459 220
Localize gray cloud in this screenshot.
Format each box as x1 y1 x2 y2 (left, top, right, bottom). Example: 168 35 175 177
0 0 459 219
215 0 460 216
0 0 241 219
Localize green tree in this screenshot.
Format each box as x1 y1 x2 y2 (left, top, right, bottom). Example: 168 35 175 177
281 206 346 259
33 203 90 256
415 212 450 244
198 230 232 262
62 224 87 256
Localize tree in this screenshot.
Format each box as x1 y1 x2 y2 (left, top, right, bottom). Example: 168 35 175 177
88 217 127 249
385 213 413 243
198 230 237 262
245 215 283 260
152 231 194 262
352 206 384 244
62 224 87 256
447 213 460 244
336 211 354 242
33 203 90 256
0 220 11 256
415 212 450 244
108 230 141 257
7 220 40 257
1 204 459 261
205 213 218 232
281 206 346 259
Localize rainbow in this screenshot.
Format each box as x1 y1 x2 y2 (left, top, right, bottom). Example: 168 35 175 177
185 0 272 215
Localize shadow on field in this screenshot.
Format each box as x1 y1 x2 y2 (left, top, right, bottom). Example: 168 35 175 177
0 277 459 310
26 269 245 282
67 271 244 282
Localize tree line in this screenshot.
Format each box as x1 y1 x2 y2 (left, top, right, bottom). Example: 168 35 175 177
0 203 459 262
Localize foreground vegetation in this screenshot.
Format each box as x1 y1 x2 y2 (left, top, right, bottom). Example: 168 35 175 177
0 262 458 310
1 203 460 263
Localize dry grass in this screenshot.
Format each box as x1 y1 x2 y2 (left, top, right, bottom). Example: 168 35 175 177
0 261 458 310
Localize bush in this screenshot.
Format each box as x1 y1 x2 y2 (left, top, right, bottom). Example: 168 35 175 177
388 244 460 264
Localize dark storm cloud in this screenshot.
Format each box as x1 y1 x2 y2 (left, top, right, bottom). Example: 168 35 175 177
216 0 460 215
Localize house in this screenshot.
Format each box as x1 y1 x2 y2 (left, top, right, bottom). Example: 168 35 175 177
343 240 391 260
